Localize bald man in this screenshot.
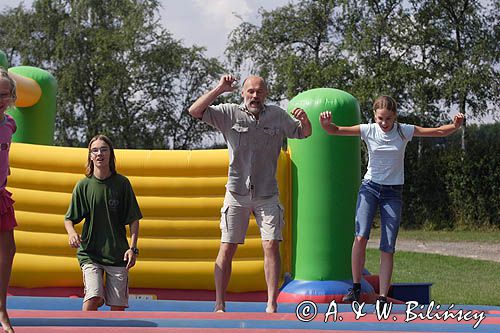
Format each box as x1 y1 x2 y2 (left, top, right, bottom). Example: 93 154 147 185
189 75 311 313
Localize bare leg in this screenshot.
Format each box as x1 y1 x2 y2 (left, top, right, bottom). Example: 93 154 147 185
214 242 238 312
351 236 368 283
82 297 104 311
262 240 280 313
379 251 394 297
0 231 16 333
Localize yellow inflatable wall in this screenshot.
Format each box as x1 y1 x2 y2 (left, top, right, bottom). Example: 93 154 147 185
9 143 291 292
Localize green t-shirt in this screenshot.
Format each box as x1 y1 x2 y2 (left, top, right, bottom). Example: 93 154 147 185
65 173 142 267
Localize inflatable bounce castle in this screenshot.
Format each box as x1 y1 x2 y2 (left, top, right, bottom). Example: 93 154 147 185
2 49 395 304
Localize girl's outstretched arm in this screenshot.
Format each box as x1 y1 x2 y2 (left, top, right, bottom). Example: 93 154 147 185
414 113 465 137
319 111 360 136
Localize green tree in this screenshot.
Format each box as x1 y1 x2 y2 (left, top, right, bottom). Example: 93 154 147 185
226 0 355 102
227 0 497 121
0 0 225 149
338 0 418 117
409 0 498 147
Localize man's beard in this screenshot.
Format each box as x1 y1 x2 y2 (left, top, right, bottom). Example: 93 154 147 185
246 100 263 115
248 107 261 115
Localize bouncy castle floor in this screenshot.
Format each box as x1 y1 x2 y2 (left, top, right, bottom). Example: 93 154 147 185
7 296 500 332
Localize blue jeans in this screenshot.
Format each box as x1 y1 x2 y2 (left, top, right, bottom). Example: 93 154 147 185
355 179 403 253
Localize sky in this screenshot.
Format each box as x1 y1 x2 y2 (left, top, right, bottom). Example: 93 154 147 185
159 0 291 59
0 0 291 59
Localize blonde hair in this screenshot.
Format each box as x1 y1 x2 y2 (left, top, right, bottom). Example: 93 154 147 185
373 95 406 140
85 134 116 178
0 68 17 103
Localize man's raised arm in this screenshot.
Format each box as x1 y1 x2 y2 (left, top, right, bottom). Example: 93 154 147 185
188 75 237 119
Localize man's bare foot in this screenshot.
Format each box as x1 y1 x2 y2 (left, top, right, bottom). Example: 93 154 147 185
1 323 14 333
265 303 278 313
1 312 14 332
214 303 225 312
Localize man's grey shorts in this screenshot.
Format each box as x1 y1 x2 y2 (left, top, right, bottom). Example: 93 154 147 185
82 262 129 307
220 190 284 244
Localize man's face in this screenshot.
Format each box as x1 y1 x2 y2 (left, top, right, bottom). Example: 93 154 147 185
242 77 267 114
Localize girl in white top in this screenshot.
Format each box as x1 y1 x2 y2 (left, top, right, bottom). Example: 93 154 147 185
319 95 464 307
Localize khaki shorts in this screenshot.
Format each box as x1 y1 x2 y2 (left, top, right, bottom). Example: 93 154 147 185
220 191 284 244
82 262 129 308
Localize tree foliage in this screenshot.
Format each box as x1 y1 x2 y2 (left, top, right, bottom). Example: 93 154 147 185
227 0 498 123
0 0 225 148
226 0 355 103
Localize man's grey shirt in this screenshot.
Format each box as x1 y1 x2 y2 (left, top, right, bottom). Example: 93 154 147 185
202 103 305 197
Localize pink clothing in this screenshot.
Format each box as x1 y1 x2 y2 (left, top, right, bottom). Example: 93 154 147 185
0 188 16 231
0 114 16 190
0 114 17 231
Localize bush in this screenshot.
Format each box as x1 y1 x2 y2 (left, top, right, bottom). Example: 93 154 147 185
400 123 499 230
444 124 500 229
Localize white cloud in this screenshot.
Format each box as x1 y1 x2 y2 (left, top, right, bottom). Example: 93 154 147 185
0 0 31 9
160 0 264 59
193 0 251 30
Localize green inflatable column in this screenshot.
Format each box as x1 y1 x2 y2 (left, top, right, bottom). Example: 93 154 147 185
7 66 57 145
278 88 374 303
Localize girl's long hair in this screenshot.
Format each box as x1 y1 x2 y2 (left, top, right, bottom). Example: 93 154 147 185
85 134 116 178
373 95 406 140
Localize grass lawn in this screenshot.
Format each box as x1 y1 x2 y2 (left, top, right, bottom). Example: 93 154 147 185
365 249 500 306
